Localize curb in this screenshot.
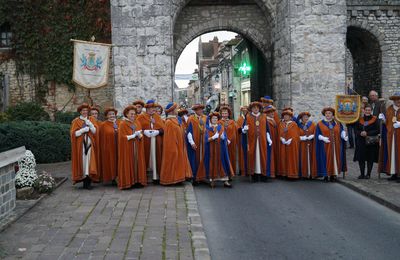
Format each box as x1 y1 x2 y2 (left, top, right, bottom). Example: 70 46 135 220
337 179 400 214
184 183 211 260
0 177 68 233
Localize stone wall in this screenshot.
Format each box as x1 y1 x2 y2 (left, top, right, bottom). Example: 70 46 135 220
0 58 114 115
346 0 400 99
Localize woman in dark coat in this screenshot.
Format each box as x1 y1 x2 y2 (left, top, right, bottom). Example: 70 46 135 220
353 104 380 179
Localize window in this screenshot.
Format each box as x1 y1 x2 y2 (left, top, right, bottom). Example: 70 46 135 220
0 23 12 48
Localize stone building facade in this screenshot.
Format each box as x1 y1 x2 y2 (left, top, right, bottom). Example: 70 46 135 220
1 0 399 118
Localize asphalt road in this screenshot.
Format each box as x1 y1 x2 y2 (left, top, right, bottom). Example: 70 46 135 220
194 177 400 260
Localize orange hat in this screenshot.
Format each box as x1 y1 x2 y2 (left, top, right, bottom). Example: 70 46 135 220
264 105 276 114
123 105 137 117
283 106 294 112
248 101 263 111
321 107 335 116
281 110 294 118
219 105 232 116
389 92 400 101
192 104 205 110
178 106 188 116
260 96 273 104
298 111 311 119
165 102 178 114
90 105 101 113
133 100 145 107
208 111 220 120
240 106 248 111
144 100 157 108
155 103 163 112
104 107 118 117
77 103 91 113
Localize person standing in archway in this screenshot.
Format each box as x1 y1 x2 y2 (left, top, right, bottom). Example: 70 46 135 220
379 92 400 181
133 100 145 115
315 107 348 182
264 105 277 179
186 104 207 184
278 109 300 179
240 101 271 182
219 105 237 177
137 100 165 184
90 105 102 181
261 96 280 123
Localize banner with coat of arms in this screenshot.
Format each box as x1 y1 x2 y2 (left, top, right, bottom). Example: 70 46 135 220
335 95 361 124
72 39 112 89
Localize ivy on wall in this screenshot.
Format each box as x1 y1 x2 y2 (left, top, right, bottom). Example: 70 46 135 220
0 0 111 100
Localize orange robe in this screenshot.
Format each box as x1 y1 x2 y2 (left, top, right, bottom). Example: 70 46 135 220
384 105 400 174
99 120 120 183
93 120 102 182
315 120 346 177
245 113 267 176
236 115 248 176
70 116 99 184
117 119 147 189
137 113 165 177
160 116 192 185
278 121 300 178
298 121 317 178
266 117 277 177
196 124 233 181
219 118 237 175
187 114 208 179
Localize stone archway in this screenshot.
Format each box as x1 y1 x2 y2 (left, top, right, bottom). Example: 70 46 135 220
346 25 382 96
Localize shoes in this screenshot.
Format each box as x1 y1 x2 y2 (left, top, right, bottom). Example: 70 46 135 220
365 174 371 179
152 179 160 185
83 177 92 190
224 181 232 188
261 175 269 182
330 176 337 182
388 175 398 181
357 175 365 179
209 181 215 188
192 180 199 186
324 176 329 182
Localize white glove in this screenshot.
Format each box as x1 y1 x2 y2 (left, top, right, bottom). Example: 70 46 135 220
151 130 160 137
242 125 249 134
267 132 272 146
127 134 135 141
83 126 90 133
300 136 307 141
394 121 400 129
307 134 315 140
220 133 225 140
75 127 89 137
280 137 287 144
187 132 195 146
227 140 231 145
286 138 292 145
341 131 348 141
378 113 386 121
318 135 330 143
85 119 94 128
211 132 219 140
143 130 152 137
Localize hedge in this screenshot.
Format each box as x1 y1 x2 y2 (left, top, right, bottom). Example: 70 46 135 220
0 121 71 163
54 111 79 124
5 102 50 121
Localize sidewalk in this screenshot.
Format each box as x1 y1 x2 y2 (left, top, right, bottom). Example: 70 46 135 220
338 148 400 213
0 162 210 260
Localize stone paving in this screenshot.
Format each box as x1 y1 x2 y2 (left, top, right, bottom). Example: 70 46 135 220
0 162 209 260
339 148 400 213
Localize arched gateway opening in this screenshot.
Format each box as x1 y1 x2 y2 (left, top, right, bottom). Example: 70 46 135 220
346 26 382 96
173 0 274 116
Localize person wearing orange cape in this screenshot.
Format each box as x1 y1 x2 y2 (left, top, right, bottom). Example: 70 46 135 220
99 107 120 184
196 112 233 188
236 106 248 176
178 106 189 130
219 105 237 176
155 103 164 119
160 102 192 185
378 92 400 181
240 101 272 182
133 100 145 115
186 104 207 184
315 107 348 182
137 100 165 184
297 111 317 179
90 105 102 181
261 96 280 123
278 109 300 179
118 105 147 189
264 105 277 178
70 103 99 189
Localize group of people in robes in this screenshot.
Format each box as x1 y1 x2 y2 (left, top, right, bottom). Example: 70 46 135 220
70 92 400 189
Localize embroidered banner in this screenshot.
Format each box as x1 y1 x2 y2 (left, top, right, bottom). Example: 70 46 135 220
72 39 111 89
335 95 361 124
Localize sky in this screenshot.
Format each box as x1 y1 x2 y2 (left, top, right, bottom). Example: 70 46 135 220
175 31 238 89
